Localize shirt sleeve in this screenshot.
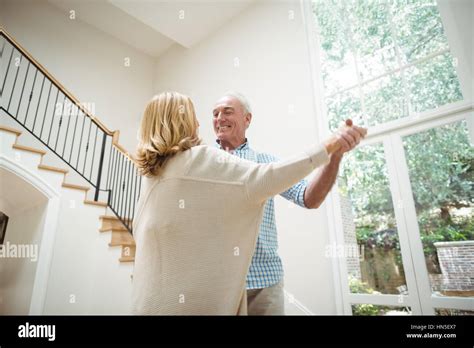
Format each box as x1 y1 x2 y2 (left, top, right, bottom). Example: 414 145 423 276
258 153 308 208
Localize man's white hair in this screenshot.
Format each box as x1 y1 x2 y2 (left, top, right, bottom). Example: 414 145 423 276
223 91 252 115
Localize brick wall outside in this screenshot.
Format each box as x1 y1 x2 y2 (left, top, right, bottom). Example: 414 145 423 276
430 241 474 293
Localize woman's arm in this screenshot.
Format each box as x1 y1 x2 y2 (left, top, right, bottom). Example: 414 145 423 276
244 143 330 203
244 120 367 203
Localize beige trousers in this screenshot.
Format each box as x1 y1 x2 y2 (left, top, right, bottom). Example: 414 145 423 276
246 280 285 315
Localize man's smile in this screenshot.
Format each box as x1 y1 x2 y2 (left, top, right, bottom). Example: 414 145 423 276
217 125 232 131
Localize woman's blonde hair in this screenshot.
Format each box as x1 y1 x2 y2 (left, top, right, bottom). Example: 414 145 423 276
135 92 201 177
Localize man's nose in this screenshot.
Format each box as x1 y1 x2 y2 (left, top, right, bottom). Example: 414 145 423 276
216 112 225 122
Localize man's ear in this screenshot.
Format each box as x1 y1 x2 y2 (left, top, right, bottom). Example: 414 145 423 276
245 113 252 128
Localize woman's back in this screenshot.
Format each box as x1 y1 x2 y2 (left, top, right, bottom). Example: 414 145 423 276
132 145 261 314
131 144 329 315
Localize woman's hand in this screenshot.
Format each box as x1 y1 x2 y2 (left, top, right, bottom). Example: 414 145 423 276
325 119 367 155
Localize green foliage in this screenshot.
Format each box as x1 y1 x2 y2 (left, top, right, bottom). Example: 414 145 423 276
349 276 388 315
313 0 463 129
404 122 474 213
349 275 376 294
314 0 473 262
352 303 381 316
419 213 474 258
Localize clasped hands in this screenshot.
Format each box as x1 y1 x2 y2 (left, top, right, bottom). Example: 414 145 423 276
325 119 368 156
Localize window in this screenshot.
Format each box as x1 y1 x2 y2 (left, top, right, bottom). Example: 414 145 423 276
309 0 473 315
313 0 463 130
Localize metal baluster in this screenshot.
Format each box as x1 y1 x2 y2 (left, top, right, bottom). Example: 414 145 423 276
107 147 114 206
105 138 113 191
127 161 136 230
111 147 119 208
23 68 38 126
117 153 125 218
68 105 80 163
31 75 45 132
39 82 52 139
132 166 139 230
93 131 107 202
15 61 30 118
76 110 86 168
0 46 14 99
46 88 60 145
7 54 22 111
89 124 99 179
82 116 93 176
54 94 66 151
112 150 119 211
123 159 131 228
61 99 73 158
0 38 5 58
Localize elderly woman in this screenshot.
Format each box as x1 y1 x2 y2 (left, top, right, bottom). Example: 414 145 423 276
131 92 366 315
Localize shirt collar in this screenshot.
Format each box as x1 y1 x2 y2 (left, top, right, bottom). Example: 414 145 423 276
215 138 249 152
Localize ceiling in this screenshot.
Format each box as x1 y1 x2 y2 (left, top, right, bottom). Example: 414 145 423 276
48 0 255 57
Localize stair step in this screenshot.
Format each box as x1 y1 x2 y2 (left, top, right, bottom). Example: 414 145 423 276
38 164 68 174
84 199 107 207
119 256 135 263
108 241 135 247
109 229 134 246
62 182 90 192
12 143 46 156
99 226 128 232
0 125 22 137
99 215 132 223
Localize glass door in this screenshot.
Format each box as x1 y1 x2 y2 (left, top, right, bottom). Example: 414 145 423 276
337 114 474 315
393 117 474 315
337 140 417 315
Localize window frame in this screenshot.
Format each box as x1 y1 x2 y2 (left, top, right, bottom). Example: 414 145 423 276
301 0 474 315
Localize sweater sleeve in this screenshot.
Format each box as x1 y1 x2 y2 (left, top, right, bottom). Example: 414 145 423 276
244 143 330 203
191 144 329 203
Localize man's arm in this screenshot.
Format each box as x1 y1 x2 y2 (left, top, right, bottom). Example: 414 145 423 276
303 152 342 209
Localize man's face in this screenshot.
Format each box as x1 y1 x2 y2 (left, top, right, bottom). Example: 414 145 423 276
212 96 251 148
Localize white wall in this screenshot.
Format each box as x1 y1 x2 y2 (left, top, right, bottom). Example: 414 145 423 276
42 182 133 315
0 201 47 314
0 0 4 24
0 0 154 153
0 127 133 314
154 0 337 314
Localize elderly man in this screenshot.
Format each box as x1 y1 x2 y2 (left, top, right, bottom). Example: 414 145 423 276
212 92 366 315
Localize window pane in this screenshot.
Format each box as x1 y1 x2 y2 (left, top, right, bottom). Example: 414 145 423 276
313 0 357 96
339 144 408 295
352 304 412 316
347 0 399 81
363 72 408 126
391 0 449 64
325 88 361 131
407 52 463 114
403 120 474 298
313 0 463 129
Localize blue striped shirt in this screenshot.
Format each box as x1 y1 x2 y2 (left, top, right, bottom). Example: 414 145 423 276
216 139 308 289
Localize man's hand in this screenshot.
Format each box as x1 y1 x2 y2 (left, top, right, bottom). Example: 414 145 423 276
305 120 367 209
325 119 367 156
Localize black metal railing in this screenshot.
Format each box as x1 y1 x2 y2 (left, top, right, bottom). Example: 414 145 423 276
0 28 141 233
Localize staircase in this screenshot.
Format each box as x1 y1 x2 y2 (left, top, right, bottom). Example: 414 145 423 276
0 27 140 263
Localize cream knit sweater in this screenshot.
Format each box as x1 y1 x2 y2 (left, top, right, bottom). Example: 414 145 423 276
131 143 329 315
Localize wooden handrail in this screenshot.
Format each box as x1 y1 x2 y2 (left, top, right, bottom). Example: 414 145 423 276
0 26 136 162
